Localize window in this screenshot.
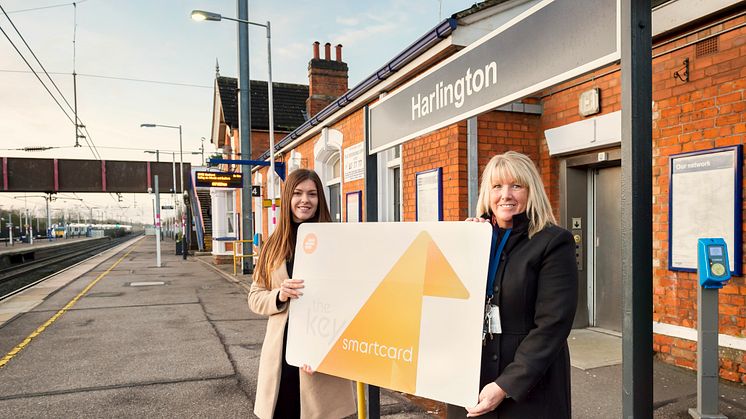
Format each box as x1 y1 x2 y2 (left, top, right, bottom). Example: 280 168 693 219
326 153 342 222
226 191 236 235
378 145 402 221
314 128 344 222
392 166 401 221
288 150 302 174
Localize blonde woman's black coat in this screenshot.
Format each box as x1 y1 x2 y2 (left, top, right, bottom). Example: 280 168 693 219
480 212 578 419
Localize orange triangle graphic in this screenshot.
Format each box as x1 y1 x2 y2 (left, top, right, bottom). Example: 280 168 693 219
317 231 469 394
423 238 470 299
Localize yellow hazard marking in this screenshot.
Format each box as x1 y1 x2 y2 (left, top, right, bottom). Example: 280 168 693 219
0 243 139 369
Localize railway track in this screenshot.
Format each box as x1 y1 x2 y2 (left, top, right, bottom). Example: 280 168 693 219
0 235 141 301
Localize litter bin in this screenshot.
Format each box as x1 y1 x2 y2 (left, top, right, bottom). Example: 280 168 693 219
176 240 184 255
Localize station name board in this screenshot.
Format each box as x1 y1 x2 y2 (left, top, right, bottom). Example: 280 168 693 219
195 171 243 188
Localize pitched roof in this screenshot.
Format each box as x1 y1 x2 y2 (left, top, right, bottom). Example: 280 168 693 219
216 76 308 132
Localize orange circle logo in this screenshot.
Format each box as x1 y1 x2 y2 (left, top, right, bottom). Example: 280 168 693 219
302 233 318 254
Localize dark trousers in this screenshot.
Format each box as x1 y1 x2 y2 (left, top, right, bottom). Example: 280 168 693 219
273 324 300 419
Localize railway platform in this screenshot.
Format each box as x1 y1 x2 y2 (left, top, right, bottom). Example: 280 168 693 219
0 235 744 418
0 235 429 418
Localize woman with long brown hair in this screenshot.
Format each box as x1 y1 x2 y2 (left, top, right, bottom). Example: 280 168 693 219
249 169 355 419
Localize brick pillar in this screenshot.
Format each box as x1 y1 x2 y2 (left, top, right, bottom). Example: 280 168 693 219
306 41 348 119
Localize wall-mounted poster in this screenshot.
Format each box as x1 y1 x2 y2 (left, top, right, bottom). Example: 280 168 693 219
669 145 742 275
343 143 365 181
346 191 362 223
416 168 442 221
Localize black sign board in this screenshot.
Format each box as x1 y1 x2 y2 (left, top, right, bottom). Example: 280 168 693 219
251 185 262 197
161 205 174 210
195 171 243 188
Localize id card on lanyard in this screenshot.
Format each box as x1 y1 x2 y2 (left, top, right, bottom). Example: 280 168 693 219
484 228 511 341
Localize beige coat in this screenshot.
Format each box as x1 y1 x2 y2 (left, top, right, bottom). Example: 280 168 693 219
248 262 356 419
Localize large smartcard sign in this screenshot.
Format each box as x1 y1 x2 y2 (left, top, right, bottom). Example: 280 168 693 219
368 0 619 153
286 222 491 407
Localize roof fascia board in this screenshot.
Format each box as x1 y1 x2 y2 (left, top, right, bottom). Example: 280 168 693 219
453 0 542 46
652 0 743 36
273 36 456 158
458 0 540 25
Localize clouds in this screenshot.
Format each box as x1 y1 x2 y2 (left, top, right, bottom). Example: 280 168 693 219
336 16 359 26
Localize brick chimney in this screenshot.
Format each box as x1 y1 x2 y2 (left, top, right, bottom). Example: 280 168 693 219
306 41 348 119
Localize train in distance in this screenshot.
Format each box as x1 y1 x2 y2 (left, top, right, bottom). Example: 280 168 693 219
51 223 134 238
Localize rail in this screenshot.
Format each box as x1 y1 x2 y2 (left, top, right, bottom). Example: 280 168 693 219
232 240 255 275
0 234 141 301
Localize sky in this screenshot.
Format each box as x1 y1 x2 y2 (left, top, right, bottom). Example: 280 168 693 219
0 0 475 224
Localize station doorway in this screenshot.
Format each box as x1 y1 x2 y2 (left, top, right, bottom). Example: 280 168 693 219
562 149 622 332
590 165 622 332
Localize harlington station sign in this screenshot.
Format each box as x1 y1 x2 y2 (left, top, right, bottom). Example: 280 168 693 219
369 0 620 153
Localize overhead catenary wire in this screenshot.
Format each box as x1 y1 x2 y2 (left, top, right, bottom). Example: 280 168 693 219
0 69 212 89
0 3 101 160
0 24 76 126
6 0 89 15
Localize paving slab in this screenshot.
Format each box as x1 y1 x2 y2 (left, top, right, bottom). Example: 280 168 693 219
0 378 253 419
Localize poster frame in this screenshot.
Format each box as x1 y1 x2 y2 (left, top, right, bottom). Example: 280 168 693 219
346 190 362 223
668 145 742 275
415 168 443 221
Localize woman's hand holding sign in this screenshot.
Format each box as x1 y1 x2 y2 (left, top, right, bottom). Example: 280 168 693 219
465 382 507 417
279 279 305 303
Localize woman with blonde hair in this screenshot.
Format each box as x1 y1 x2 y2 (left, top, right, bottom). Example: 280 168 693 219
249 168 355 419
451 151 577 418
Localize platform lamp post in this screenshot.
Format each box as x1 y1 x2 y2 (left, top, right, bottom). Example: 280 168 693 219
145 150 177 239
141 123 187 259
192 8 278 253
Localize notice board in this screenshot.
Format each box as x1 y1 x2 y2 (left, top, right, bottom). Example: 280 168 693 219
669 145 742 275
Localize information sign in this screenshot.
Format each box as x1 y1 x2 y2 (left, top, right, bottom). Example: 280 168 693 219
195 171 242 188
669 146 742 274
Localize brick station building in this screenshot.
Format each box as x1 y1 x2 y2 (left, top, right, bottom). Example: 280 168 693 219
216 0 746 382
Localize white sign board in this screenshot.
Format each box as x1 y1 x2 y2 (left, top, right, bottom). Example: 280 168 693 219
287 222 492 407
369 0 620 153
416 168 442 221
669 146 742 274
343 143 365 181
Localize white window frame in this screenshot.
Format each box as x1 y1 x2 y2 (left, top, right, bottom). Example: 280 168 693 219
225 190 237 236
377 145 403 221
288 150 302 174
314 128 344 214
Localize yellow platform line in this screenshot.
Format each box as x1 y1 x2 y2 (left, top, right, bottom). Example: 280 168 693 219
0 243 139 369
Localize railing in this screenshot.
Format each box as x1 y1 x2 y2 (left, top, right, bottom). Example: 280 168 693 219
232 240 255 275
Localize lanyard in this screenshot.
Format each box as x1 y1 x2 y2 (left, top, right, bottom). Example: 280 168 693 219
486 228 511 298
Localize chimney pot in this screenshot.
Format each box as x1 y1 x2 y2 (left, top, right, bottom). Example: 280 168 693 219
335 44 343 62
312 41 320 60
324 42 331 60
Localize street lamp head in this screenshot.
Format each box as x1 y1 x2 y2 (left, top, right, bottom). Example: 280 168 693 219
191 10 222 22
140 123 156 128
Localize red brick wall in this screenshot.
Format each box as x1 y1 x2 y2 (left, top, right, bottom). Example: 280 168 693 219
307 60 348 118
539 66 622 219
250 130 287 160
649 16 746 383
536 14 746 382
333 109 366 222
402 122 467 221
475 111 543 215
